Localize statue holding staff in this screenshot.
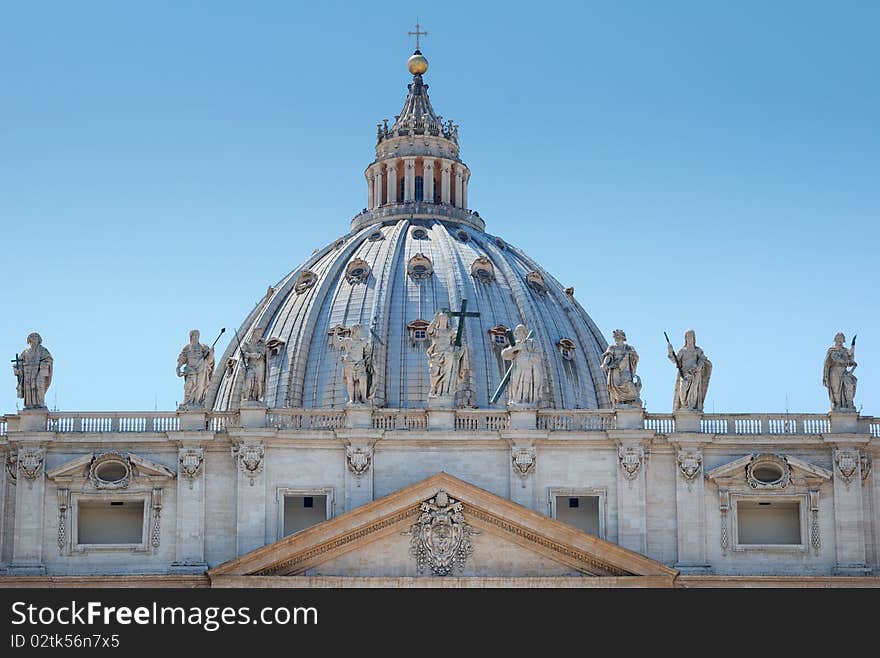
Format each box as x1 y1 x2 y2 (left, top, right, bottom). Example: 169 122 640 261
823 332 857 411
666 329 712 412
177 329 215 408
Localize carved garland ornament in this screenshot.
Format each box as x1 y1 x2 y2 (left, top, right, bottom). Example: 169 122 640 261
404 490 478 576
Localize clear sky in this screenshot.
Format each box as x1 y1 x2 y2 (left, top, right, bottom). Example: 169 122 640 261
1 1 877 414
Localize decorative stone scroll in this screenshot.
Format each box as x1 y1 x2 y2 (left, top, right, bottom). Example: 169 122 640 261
404 490 478 576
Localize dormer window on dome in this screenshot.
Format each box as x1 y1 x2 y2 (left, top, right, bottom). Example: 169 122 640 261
488 325 510 348
471 257 495 282
557 338 577 361
345 259 370 285
527 271 547 294
368 230 384 242
407 253 433 280
411 227 429 240
406 319 431 348
294 270 317 294
455 229 470 242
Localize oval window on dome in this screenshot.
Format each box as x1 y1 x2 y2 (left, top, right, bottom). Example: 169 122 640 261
334 238 346 250
368 230 384 242
411 228 429 240
345 259 371 285
456 230 470 242
494 237 507 250
470 257 495 282
407 253 433 280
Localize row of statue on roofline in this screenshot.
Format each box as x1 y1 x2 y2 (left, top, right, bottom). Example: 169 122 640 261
10 323 859 414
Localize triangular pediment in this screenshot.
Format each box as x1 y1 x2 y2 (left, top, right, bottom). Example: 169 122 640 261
209 473 677 585
46 451 175 485
706 452 832 486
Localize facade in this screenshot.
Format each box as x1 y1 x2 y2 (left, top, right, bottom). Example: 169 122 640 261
1 46 878 588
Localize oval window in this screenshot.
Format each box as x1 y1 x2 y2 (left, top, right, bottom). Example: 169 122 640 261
368 231 384 242
95 460 128 483
411 228 428 240
752 464 784 484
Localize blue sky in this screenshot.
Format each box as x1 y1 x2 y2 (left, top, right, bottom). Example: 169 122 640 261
1 1 877 413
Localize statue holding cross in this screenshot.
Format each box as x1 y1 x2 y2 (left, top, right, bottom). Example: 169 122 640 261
426 307 472 404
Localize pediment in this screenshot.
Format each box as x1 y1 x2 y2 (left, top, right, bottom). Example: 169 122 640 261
706 452 832 489
47 451 175 487
209 473 677 584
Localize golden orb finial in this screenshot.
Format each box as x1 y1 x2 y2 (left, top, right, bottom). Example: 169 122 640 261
408 50 428 75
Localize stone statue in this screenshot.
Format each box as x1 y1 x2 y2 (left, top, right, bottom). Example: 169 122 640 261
823 332 857 412
600 329 642 408
12 332 53 409
668 329 712 412
336 324 372 405
426 311 469 400
176 329 215 408
501 324 544 407
240 332 267 404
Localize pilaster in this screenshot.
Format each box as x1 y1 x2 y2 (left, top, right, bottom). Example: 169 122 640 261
172 447 207 571
10 444 46 573
672 440 710 572
613 434 651 555
830 445 869 574
423 158 435 203
386 161 398 204
233 442 266 556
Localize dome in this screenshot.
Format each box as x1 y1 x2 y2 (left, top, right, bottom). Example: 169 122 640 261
208 48 611 411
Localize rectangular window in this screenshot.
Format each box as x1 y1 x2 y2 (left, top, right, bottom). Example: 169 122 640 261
736 500 801 545
77 500 145 545
283 495 327 537
555 495 600 536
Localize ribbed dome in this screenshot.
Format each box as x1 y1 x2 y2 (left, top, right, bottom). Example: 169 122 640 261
209 219 610 411
209 47 611 411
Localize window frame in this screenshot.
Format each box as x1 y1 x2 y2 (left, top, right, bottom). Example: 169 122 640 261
69 491 152 554
547 487 607 539
731 493 809 552
275 486 335 540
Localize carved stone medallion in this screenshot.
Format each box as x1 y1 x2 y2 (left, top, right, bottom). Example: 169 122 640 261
746 453 790 490
18 447 44 481
618 447 644 481
405 490 477 576
677 451 703 481
235 444 264 485
346 446 372 477
511 447 536 477
835 450 859 485
179 448 204 488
